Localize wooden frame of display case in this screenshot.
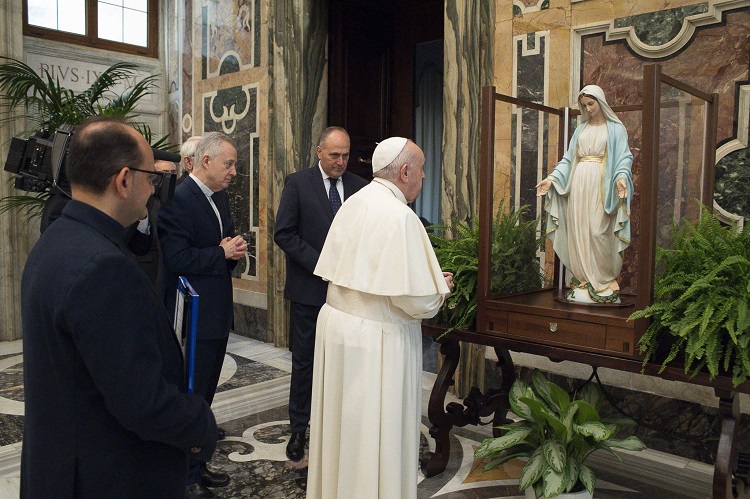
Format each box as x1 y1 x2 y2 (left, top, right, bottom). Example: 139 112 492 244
421 65 750 498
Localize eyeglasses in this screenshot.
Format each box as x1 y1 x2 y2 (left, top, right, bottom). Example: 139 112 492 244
127 167 167 188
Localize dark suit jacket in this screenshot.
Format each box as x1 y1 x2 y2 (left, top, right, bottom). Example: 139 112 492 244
126 197 166 300
158 176 238 340
274 166 368 306
21 200 217 499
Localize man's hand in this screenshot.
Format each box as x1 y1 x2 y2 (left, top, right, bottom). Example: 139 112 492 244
220 235 247 260
443 271 455 297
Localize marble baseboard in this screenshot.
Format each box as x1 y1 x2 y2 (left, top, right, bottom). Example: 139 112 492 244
233 303 269 342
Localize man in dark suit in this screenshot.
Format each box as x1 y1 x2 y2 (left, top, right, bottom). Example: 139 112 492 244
21 116 218 499
158 132 247 498
126 159 177 296
274 126 368 462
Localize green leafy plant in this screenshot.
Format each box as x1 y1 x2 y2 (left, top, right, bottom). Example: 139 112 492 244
429 202 547 332
475 370 646 498
630 205 750 386
0 57 163 220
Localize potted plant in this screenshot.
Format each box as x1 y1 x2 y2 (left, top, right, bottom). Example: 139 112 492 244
0 57 164 219
474 370 646 498
630 204 750 386
429 202 547 332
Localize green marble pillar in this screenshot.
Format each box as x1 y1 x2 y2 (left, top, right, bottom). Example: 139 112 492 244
267 0 329 348
0 1 30 342
442 1 494 396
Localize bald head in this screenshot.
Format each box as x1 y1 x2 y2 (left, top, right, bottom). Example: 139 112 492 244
67 116 149 193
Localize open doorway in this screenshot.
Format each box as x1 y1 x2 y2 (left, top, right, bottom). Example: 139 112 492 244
328 0 444 219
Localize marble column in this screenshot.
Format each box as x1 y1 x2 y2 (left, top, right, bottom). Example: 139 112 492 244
267 0 329 347
442 1 494 396
0 2 31 342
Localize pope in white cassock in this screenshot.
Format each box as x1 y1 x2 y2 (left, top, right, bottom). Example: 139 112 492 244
306 137 454 499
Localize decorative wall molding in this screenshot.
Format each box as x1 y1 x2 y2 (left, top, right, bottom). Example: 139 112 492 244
512 0 548 16
204 0 260 79
716 84 750 159
571 0 750 99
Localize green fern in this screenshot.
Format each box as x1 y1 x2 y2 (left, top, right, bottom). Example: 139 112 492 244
429 202 548 332
630 204 750 386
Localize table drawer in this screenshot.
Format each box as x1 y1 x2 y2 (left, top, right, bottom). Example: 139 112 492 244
507 312 605 349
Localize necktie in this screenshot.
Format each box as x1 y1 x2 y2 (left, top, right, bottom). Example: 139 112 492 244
329 177 342 215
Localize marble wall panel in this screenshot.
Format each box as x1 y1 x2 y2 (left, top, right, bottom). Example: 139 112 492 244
181 1 193 140
205 0 259 77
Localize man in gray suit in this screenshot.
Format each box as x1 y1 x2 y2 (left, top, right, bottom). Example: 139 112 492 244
274 126 368 462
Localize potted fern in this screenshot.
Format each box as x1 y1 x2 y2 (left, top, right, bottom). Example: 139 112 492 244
429 202 546 332
630 205 750 386
475 370 646 498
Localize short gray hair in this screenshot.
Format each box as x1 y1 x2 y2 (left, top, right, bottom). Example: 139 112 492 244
179 136 202 175
373 142 414 180
193 132 236 168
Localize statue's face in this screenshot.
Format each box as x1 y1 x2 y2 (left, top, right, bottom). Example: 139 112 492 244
579 95 602 122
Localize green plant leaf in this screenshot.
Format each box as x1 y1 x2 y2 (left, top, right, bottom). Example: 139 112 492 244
574 421 611 442
603 436 647 452
475 427 531 457
509 379 534 421
565 459 579 493
577 382 604 411
542 439 566 474
579 463 596 495
519 447 545 492
542 464 566 498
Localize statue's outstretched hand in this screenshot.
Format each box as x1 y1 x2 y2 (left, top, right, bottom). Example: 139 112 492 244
536 178 552 196
616 177 628 199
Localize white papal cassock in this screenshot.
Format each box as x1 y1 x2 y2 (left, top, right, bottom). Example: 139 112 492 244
307 177 450 499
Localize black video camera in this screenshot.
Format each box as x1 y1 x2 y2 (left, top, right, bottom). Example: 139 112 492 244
4 125 74 193
3 125 179 204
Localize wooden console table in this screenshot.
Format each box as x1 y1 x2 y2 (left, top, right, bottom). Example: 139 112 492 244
420 322 750 498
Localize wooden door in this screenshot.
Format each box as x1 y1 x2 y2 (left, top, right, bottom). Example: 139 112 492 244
328 0 393 180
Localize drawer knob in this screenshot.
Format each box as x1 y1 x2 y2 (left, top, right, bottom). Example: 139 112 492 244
549 322 558 332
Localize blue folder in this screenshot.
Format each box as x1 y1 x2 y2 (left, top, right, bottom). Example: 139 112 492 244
174 276 199 394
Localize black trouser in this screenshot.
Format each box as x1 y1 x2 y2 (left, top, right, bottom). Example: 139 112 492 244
187 336 229 485
288 302 322 434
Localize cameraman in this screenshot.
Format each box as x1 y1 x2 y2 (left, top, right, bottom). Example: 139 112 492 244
21 116 218 498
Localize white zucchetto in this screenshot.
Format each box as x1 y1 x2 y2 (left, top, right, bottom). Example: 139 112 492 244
371 137 408 173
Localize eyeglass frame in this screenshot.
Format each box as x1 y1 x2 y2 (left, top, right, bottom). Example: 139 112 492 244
124 166 168 188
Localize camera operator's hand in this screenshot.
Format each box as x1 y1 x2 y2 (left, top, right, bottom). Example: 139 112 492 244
220 235 247 261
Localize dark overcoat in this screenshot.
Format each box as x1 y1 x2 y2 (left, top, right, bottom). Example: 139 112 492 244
21 200 217 499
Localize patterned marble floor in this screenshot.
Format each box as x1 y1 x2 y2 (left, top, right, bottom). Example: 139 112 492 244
0 334 714 498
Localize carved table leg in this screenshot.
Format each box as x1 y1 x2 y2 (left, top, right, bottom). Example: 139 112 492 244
491 347 515 437
421 339 461 477
713 389 750 498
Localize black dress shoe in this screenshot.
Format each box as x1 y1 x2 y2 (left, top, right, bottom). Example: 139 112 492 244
200 466 230 488
286 432 306 461
217 427 227 441
185 483 216 498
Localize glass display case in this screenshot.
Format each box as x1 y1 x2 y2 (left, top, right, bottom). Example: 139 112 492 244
476 64 718 362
